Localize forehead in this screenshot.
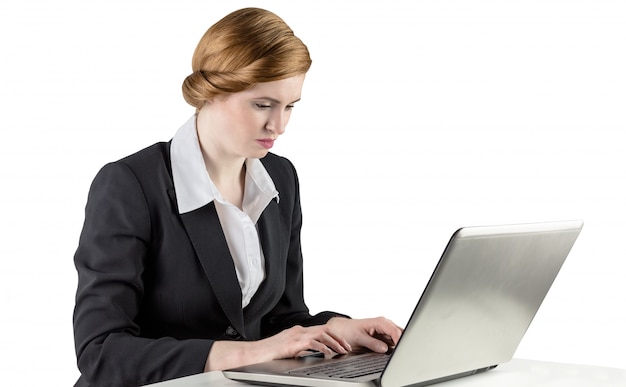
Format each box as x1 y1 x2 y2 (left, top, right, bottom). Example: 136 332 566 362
241 74 306 102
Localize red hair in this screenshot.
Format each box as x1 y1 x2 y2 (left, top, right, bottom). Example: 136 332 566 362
182 8 312 109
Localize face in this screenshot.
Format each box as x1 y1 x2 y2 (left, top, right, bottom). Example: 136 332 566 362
197 74 306 161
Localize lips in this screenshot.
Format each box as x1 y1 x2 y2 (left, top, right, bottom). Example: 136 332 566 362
257 139 275 149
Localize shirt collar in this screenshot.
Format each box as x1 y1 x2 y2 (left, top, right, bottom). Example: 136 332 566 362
170 115 279 218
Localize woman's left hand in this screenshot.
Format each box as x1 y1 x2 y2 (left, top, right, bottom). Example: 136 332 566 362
325 317 403 354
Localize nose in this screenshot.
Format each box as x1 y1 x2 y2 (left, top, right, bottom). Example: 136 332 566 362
265 110 288 135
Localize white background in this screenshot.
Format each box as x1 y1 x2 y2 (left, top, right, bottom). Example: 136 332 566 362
1 0 624 385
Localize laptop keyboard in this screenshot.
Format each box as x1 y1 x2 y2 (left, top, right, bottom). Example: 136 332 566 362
287 353 390 379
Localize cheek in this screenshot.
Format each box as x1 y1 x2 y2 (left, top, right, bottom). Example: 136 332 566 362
231 113 264 141
284 111 293 126
242 111 266 130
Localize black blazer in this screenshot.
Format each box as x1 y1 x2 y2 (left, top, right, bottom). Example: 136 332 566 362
73 142 343 387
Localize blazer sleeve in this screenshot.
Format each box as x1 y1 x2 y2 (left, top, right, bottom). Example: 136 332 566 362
73 162 212 387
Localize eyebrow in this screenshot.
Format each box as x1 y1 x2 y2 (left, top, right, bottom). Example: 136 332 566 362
256 97 301 105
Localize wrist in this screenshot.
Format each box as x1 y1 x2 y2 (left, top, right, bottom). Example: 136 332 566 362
327 316 349 326
205 340 263 372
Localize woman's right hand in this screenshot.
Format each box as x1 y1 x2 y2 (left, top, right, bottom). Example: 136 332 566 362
205 324 351 371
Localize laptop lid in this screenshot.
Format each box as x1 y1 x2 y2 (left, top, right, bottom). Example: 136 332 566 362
224 220 584 387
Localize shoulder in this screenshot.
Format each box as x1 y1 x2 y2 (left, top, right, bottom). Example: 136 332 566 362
116 142 171 173
260 152 299 186
99 142 172 182
261 153 301 214
90 142 173 198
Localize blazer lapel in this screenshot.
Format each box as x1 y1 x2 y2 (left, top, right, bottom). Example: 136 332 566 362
244 198 283 320
174 197 246 338
168 187 283 338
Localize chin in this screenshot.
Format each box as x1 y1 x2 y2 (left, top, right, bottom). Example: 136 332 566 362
250 149 271 159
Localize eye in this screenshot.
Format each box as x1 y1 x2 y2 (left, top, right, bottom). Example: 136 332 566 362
286 104 295 110
255 103 271 109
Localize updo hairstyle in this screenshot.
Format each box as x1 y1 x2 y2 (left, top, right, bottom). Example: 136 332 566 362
182 8 312 110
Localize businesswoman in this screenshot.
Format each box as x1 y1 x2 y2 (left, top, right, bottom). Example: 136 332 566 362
72 7 402 387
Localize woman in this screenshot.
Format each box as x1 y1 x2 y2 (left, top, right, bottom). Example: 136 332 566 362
73 7 402 387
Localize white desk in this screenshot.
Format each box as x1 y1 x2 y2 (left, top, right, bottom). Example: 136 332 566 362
146 358 626 386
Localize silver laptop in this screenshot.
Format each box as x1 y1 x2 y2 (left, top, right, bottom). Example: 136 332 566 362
223 220 584 387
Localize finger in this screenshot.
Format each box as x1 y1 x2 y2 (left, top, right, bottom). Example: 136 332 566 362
357 334 390 353
382 318 404 336
318 331 351 354
372 333 395 347
292 327 349 356
370 318 403 345
306 340 335 356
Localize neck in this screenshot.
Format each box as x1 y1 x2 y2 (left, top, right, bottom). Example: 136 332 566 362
203 152 246 188
199 136 246 209
195 111 245 184
203 152 246 209
195 109 247 209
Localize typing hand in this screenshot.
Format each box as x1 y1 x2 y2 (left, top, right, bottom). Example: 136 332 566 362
326 317 403 354
206 324 351 371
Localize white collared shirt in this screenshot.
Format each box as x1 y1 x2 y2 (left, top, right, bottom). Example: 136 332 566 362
170 115 279 308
